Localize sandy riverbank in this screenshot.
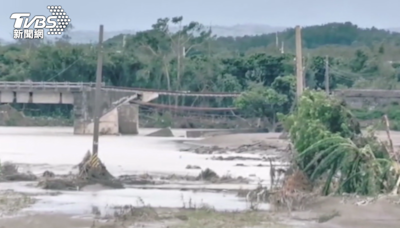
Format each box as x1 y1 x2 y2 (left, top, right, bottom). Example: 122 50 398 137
192 130 400 148
1 192 400 228
186 131 400 228
0 207 290 228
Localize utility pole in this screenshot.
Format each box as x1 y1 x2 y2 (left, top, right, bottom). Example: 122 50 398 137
325 55 330 94
122 34 126 49
92 25 104 156
295 26 304 99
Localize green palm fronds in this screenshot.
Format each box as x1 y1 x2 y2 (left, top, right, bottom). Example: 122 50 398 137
280 89 398 195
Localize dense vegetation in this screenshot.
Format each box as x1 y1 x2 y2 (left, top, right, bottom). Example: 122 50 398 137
280 90 400 195
1 17 400 124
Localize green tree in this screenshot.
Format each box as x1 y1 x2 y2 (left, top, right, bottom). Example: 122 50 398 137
235 75 295 131
1 19 400 121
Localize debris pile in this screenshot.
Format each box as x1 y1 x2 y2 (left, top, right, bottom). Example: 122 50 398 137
0 162 37 182
196 168 219 181
76 150 124 188
39 150 124 190
118 174 156 185
182 141 287 155
185 165 201 170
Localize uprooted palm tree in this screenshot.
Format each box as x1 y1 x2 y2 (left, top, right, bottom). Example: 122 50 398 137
279 90 400 195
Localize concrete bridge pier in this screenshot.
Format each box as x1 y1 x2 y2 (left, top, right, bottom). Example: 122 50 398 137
117 104 139 135
72 91 93 135
72 90 154 135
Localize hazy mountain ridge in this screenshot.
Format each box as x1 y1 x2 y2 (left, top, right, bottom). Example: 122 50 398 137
1 25 399 44
390 28 400 33
67 24 286 43
67 30 136 43
67 25 400 43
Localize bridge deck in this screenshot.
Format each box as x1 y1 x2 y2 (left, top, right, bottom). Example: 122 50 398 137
1 81 398 98
0 82 99 92
0 81 241 97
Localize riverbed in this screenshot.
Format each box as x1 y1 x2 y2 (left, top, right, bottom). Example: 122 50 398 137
0 127 275 213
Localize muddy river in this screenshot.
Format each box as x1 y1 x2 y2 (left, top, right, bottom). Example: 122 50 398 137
2 128 399 228
0 127 273 214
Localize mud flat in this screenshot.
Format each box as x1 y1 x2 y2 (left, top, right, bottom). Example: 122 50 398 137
191 132 286 148
180 132 291 170
191 130 400 150
179 131 400 228
0 206 291 228
2 186 400 228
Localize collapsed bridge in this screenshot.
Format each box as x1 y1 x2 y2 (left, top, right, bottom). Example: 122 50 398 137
0 81 395 134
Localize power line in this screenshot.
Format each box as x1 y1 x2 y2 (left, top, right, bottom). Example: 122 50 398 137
46 58 82 82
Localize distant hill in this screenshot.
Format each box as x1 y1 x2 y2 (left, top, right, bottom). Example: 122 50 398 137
208 24 286 37
67 24 286 43
65 25 400 44
1 24 399 44
67 30 136 44
390 28 400 33
212 23 400 52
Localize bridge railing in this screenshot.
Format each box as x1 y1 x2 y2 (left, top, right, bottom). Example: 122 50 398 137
0 81 106 88
103 86 241 97
0 81 241 97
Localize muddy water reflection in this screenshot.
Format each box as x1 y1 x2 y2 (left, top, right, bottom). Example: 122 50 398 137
31 188 266 213
0 182 270 213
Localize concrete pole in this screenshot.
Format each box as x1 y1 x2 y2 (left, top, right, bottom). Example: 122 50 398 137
295 26 304 100
92 25 104 155
325 55 330 94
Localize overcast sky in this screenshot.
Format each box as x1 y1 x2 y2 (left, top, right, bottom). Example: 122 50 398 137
2 0 398 39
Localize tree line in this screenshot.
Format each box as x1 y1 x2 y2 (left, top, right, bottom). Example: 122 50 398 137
1 17 400 123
